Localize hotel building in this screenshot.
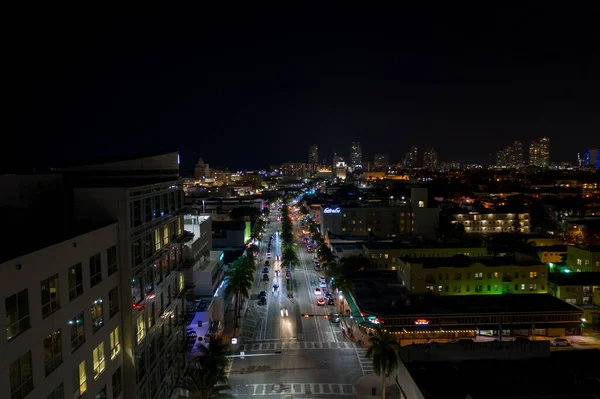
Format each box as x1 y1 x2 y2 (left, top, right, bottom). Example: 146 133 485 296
452 212 531 234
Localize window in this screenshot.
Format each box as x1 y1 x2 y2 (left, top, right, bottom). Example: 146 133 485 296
131 200 141 227
529 284 537 291
91 298 104 333
163 225 170 245
577 259 582 265
41 274 60 318
107 246 118 276
112 367 123 397
154 229 161 251
6 289 30 341
148 302 155 328
73 361 87 398
474 272 483 280
132 277 143 304
43 329 62 376
10 351 33 399
475 284 482 292
69 263 84 300
521 284 525 291
109 286 119 318
425 285 434 293
70 312 85 352
90 253 102 287
493 272 499 279
93 342 105 379
529 271 538 279
487 285 491 292
153 196 161 219
418 200 424 208
144 197 152 222
95 387 107 399
566 298 576 304
132 239 142 266
47 383 64 399
493 285 498 291
179 273 184 292
137 314 146 343
466 285 470 292
145 267 155 296
585 259 590 266
110 327 121 359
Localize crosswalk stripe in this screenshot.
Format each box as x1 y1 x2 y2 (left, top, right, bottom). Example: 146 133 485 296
240 341 356 351
240 383 354 396
354 346 374 375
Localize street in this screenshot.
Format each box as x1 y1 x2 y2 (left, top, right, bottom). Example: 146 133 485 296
228 207 364 398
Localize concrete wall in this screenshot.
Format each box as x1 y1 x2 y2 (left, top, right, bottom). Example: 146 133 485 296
0 223 123 399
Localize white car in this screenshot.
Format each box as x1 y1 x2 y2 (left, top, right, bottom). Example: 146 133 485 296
280 307 288 317
266 253 272 259
551 338 570 347
320 281 327 288
314 288 322 296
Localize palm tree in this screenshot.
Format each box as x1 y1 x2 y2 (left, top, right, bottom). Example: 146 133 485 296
177 353 234 399
224 258 253 329
282 242 300 268
331 275 354 315
366 327 401 399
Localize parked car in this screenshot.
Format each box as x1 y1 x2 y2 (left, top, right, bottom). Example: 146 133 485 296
327 298 335 306
259 291 267 298
258 297 267 305
314 288 322 295
262 267 269 274
451 338 474 344
263 273 269 280
264 261 270 266
551 338 570 347
316 298 326 306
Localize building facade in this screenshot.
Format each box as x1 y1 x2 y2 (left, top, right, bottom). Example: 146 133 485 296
398 257 549 296
583 148 599 169
452 212 531 234
373 154 389 171
529 137 550 168
320 204 412 238
308 145 319 164
548 272 600 324
566 245 600 272
57 152 187 399
350 142 362 169
1 223 123 399
422 148 438 170
496 141 523 168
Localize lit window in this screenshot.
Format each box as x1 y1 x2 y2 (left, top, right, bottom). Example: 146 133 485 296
179 273 184 292
154 229 161 251
584 260 590 266
577 259 582 265
163 225 170 245
73 360 87 398
521 284 525 291
90 298 104 333
93 342 105 379
529 271 538 279
6 289 30 341
137 315 146 343
493 272 499 279
529 284 537 291
41 274 60 318
438 286 443 292
384 254 389 259
493 285 498 291
418 201 424 208
474 272 483 280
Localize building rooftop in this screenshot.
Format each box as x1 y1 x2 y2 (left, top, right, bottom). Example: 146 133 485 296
548 272 600 286
571 244 600 252
364 240 485 250
536 245 568 252
403 255 545 268
407 350 600 399
212 221 245 231
353 289 580 317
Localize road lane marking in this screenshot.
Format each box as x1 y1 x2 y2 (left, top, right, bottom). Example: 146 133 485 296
354 345 374 375
241 383 354 396
240 341 356 351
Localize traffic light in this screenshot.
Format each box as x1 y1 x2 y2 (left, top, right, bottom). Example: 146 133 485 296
323 315 328 318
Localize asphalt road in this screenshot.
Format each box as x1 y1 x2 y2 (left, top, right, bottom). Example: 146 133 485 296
229 210 364 398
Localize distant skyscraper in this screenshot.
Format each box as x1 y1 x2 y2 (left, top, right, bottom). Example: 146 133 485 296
422 148 438 170
373 153 389 171
529 137 550 167
194 157 210 180
404 145 419 168
308 145 319 164
584 148 599 169
496 141 523 168
350 142 362 169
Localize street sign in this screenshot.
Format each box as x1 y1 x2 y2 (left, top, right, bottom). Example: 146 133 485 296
231 337 238 345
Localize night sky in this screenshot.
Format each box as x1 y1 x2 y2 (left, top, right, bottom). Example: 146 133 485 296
7 5 600 174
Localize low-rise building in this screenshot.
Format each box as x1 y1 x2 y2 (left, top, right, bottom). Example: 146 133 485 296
548 272 600 324
212 221 251 249
363 242 488 270
398 256 549 296
536 245 567 264
320 203 412 238
566 245 600 272
452 211 531 234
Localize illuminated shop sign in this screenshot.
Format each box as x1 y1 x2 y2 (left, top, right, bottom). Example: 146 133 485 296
323 207 341 214
414 319 430 325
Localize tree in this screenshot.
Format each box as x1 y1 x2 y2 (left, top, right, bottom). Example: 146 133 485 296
224 256 254 328
339 255 371 273
366 327 402 399
282 242 300 268
331 275 354 314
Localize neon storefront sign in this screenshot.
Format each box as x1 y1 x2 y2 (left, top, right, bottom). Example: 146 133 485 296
323 207 341 214
414 319 430 325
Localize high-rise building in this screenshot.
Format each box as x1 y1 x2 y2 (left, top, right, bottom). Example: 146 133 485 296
308 145 319 164
373 153 389 171
404 145 419 168
496 141 523 168
529 137 550 168
422 148 438 170
350 142 362 169
194 158 210 181
584 148 599 169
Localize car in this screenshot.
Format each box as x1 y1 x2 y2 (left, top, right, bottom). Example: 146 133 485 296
263 267 269 274
328 313 340 323
314 288 322 295
276 255 280 260
316 298 326 306
272 284 279 293
325 291 332 298
280 307 289 317
551 338 570 347
264 260 270 266
512 337 530 343
259 291 267 298
263 273 269 280
320 281 327 288
451 339 474 344
327 298 335 305
258 297 267 305
319 275 326 281
266 253 272 259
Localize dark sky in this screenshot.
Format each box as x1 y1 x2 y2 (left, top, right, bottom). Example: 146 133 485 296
6 5 600 174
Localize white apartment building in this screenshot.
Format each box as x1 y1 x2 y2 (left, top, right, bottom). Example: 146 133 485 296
56 152 187 399
1 222 123 399
452 212 531 234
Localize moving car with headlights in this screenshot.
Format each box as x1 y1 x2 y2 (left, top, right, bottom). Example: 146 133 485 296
280 307 288 317
551 338 570 347
314 288 322 295
316 298 326 306
328 313 340 323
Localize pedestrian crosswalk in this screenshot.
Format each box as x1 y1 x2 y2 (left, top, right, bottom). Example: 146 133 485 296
241 341 356 351
354 346 374 375
240 383 354 396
